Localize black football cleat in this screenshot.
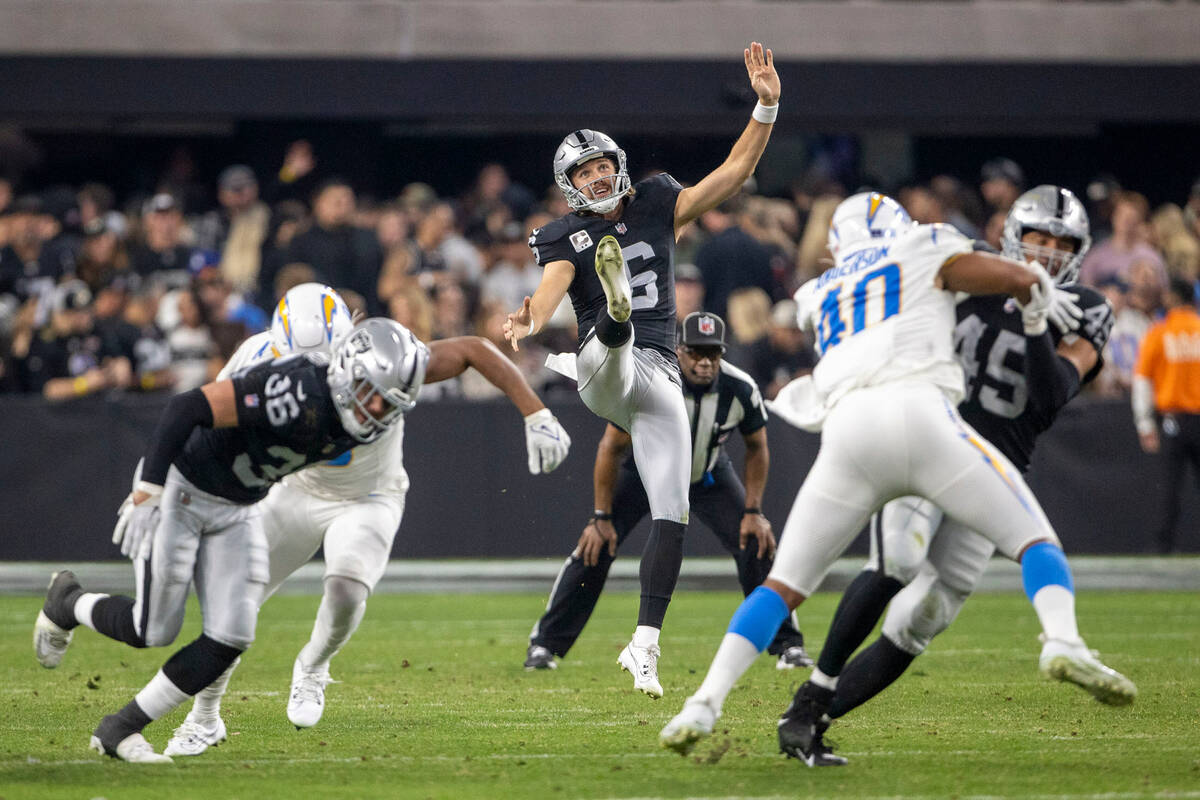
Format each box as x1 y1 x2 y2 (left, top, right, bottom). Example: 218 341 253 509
778 681 847 767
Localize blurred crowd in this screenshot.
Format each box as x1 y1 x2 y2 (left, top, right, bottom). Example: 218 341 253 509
2 141 1198 404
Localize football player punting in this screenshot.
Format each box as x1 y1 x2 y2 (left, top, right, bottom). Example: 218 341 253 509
658 192 1135 760
524 312 810 688
504 42 780 697
778 185 1133 767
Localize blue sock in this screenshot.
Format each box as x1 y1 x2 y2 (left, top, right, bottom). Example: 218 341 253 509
1020 542 1074 601
727 586 789 652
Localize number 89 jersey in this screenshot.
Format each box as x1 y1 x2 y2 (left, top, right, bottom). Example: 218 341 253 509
174 354 358 505
795 223 976 406
529 173 682 361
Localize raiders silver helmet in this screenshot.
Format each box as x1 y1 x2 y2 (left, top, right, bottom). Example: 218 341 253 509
1002 185 1091 286
552 129 632 214
327 318 429 443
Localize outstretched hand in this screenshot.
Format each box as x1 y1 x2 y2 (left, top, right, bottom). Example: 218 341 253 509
503 296 533 352
744 42 780 105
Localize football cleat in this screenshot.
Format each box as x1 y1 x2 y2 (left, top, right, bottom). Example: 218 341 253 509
164 713 227 757
90 729 174 767
777 681 847 767
524 644 558 671
617 641 663 698
288 658 335 728
776 644 815 670
34 570 83 668
659 696 719 755
594 235 631 324
1039 637 1136 706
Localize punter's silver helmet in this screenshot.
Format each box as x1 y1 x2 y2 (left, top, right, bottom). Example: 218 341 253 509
1002 185 1092 286
327 318 429 443
553 129 632 214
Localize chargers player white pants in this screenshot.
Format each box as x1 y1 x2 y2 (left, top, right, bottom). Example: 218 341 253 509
770 381 1059 597
866 495 997 655
258 481 406 597
136 466 269 649
575 334 690 523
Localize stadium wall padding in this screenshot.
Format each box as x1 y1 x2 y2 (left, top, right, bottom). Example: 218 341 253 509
0 394 1194 560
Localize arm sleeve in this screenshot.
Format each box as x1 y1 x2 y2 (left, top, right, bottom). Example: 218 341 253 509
141 388 214 485
737 379 769 434
1024 330 1081 413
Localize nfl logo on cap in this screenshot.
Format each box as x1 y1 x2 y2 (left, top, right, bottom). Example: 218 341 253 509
698 316 715 336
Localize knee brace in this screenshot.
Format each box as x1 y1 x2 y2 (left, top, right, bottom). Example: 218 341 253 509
877 497 942 584
881 572 969 656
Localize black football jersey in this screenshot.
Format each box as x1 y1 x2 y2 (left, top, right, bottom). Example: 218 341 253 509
529 173 682 360
173 354 357 504
953 284 1113 472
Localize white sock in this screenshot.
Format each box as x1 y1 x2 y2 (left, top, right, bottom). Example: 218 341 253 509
191 657 240 722
297 579 367 671
809 667 839 691
1033 585 1081 643
691 633 760 712
632 625 660 648
74 593 106 631
134 670 191 721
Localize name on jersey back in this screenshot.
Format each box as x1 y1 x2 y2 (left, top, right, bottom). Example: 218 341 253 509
816 245 892 289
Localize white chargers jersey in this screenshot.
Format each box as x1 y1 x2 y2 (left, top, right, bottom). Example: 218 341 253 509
795 223 975 407
216 331 281 380
216 332 410 502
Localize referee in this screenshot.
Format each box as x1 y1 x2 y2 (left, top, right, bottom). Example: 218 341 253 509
525 311 810 685
1133 276 1200 553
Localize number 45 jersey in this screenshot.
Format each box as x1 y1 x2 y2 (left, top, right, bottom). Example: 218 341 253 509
174 353 359 505
795 223 976 408
955 284 1112 472
529 173 682 362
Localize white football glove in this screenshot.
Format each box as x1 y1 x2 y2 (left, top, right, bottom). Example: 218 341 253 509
524 408 571 474
1047 287 1083 335
1015 260 1056 336
113 481 164 559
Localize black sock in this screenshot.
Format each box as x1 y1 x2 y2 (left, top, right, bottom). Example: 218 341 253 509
594 312 632 348
90 596 147 648
162 634 244 695
816 570 904 676
637 519 686 628
92 699 154 750
828 636 917 719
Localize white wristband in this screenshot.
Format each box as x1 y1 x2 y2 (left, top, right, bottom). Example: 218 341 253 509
752 100 779 124
527 319 536 337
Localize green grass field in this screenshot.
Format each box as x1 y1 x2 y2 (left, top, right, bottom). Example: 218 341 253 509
1 589 1197 799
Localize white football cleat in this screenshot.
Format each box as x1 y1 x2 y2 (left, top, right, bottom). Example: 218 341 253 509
617 641 663 699
90 732 173 764
659 696 719 755
33 610 74 669
288 658 334 728
1039 637 1136 706
164 713 228 757
594 235 631 323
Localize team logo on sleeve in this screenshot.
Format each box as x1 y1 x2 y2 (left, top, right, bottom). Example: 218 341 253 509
569 230 593 253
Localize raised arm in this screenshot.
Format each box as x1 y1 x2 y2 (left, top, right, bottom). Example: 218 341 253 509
503 259 575 352
673 42 780 233
425 336 571 473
